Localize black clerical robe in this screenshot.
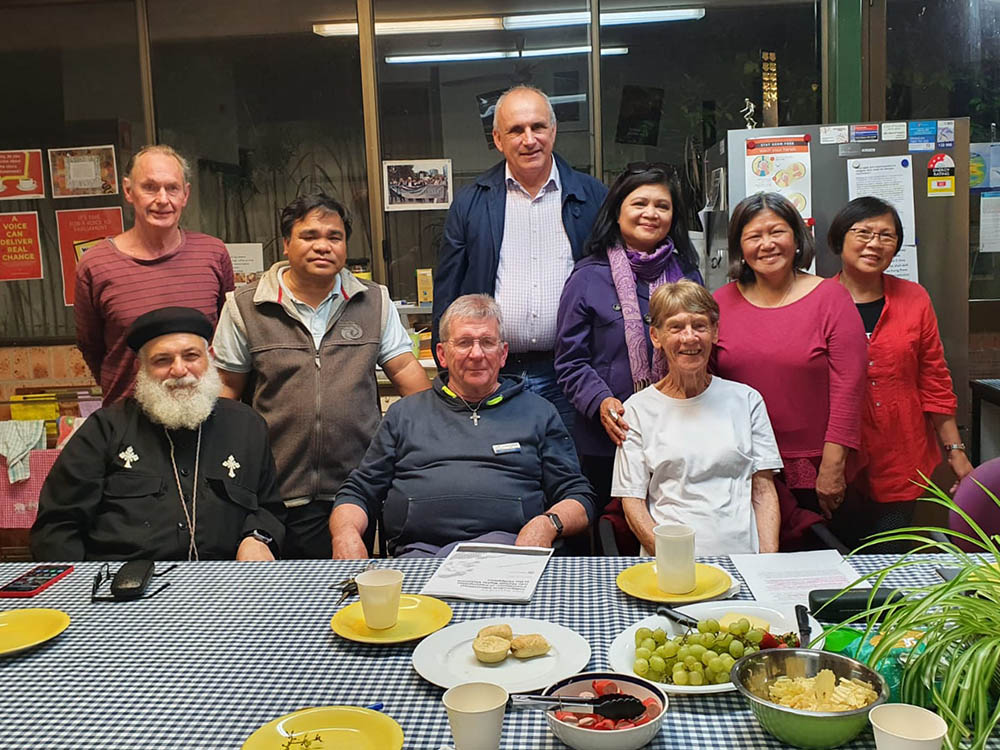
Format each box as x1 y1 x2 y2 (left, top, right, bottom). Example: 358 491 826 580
30 398 286 561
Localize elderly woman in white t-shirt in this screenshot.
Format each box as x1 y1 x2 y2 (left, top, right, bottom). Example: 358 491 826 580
612 280 782 555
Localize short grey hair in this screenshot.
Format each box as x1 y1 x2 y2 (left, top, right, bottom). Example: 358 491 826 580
125 144 191 183
439 294 505 343
492 85 557 132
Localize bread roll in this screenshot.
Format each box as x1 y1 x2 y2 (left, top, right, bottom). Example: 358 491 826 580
472 635 511 663
477 624 513 641
510 633 550 659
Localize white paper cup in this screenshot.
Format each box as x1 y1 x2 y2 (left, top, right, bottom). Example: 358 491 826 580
443 682 508 750
355 568 403 629
869 704 948 750
654 523 696 594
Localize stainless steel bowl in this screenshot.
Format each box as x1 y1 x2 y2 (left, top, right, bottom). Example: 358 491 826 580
730 648 889 749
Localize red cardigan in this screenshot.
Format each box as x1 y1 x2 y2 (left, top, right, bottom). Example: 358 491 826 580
843 273 958 502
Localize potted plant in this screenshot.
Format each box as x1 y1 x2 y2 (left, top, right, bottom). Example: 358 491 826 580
831 477 1000 750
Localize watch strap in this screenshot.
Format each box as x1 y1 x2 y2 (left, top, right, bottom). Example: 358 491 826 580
543 512 563 537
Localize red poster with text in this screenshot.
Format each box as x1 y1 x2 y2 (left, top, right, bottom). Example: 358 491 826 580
56 207 123 306
0 212 44 281
0 150 45 201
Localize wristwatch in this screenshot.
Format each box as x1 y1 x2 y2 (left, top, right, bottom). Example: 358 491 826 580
242 529 277 554
944 443 967 453
543 512 563 538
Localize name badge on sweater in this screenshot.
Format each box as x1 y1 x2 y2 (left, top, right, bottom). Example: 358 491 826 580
492 442 521 455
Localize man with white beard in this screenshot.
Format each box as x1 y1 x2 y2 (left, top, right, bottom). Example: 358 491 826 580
31 308 286 562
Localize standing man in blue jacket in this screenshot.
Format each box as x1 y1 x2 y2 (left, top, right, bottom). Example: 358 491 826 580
433 85 608 433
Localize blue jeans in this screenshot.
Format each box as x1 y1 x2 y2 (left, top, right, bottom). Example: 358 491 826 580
502 356 575 437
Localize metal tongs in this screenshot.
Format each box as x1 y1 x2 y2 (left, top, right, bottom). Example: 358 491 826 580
330 561 377 605
510 693 645 721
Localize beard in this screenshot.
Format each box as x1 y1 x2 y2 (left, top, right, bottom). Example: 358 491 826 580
134 364 222 431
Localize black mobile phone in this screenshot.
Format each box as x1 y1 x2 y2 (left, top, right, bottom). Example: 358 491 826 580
0 564 73 598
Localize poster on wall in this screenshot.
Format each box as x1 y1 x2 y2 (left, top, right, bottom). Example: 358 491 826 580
845 155 918 283
0 150 45 201
615 85 665 146
383 159 453 212
56 207 123 305
226 243 264 287
0 212 44 281
48 145 119 198
744 135 813 219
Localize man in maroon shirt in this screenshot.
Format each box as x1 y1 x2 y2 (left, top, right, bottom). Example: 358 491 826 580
74 145 234 405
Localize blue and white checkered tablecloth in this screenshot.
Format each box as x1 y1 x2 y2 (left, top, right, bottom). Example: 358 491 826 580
0 554 987 749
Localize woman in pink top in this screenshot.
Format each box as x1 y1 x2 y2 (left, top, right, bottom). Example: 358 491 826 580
713 193 867 547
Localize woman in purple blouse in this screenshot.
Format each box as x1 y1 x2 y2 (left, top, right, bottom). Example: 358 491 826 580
555 164 703 522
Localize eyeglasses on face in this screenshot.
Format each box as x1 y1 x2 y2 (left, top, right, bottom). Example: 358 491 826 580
848 227 898 245
446 337 502 354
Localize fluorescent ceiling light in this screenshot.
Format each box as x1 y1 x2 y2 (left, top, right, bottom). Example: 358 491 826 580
314 18 504 36
502 9 705 30
313 8 704 37
386 45 628 64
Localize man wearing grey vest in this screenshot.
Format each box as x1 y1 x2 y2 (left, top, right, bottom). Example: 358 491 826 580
213 194 431 558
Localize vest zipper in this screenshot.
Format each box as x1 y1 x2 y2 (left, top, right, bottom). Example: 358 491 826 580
312 344 322 498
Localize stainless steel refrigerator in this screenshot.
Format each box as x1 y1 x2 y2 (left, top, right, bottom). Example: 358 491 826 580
703 119 970 424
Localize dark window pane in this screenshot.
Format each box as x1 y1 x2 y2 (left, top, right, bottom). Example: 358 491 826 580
0 2 142 341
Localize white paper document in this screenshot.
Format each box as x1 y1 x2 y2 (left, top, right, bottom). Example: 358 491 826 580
846 155 918 282
980 194 1000 254
729 550 868 605
419 543 554 603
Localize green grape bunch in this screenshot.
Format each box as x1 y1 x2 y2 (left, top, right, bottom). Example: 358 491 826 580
631 618 766 687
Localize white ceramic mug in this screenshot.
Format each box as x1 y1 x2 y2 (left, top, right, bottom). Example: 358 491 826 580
443 682 508 750
355 568 403 629
18 178 37 190
869 703 948 750
653 524 696 594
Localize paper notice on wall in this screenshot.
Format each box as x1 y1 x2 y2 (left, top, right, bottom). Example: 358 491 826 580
846 155 918 282
0 212 44 281
0 150 45 201
744 134 812 219
980 193 1000 254
226 243 264 286
56 207 124 305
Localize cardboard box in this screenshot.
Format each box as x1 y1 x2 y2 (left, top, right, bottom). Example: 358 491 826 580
416 268 433 303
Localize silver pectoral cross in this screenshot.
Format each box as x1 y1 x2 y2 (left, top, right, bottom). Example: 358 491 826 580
222 455 241 478
470 411 480 426
118 446 139 469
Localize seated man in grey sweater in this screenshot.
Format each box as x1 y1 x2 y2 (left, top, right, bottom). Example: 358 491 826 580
331 294 595 558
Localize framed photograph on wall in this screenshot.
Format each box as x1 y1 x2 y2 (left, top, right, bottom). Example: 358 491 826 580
48 145 119 198
383 159 453 212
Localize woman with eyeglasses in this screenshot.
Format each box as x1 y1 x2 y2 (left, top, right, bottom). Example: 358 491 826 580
713 193 866 548
829 196 971 541
554 164 703 528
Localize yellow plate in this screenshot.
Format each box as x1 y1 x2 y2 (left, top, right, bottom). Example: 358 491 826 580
0 608 71 655
616 562 732 604
241 706 403 750
330 594 452 644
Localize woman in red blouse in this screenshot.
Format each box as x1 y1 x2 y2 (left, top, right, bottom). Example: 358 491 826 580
830 196 972 537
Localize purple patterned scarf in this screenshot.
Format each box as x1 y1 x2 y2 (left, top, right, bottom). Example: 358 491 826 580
608 239 686 390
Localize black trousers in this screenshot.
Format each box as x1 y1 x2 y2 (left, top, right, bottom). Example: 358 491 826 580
282 501 334 559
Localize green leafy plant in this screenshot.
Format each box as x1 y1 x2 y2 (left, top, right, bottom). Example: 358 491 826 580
828 476 1000 750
